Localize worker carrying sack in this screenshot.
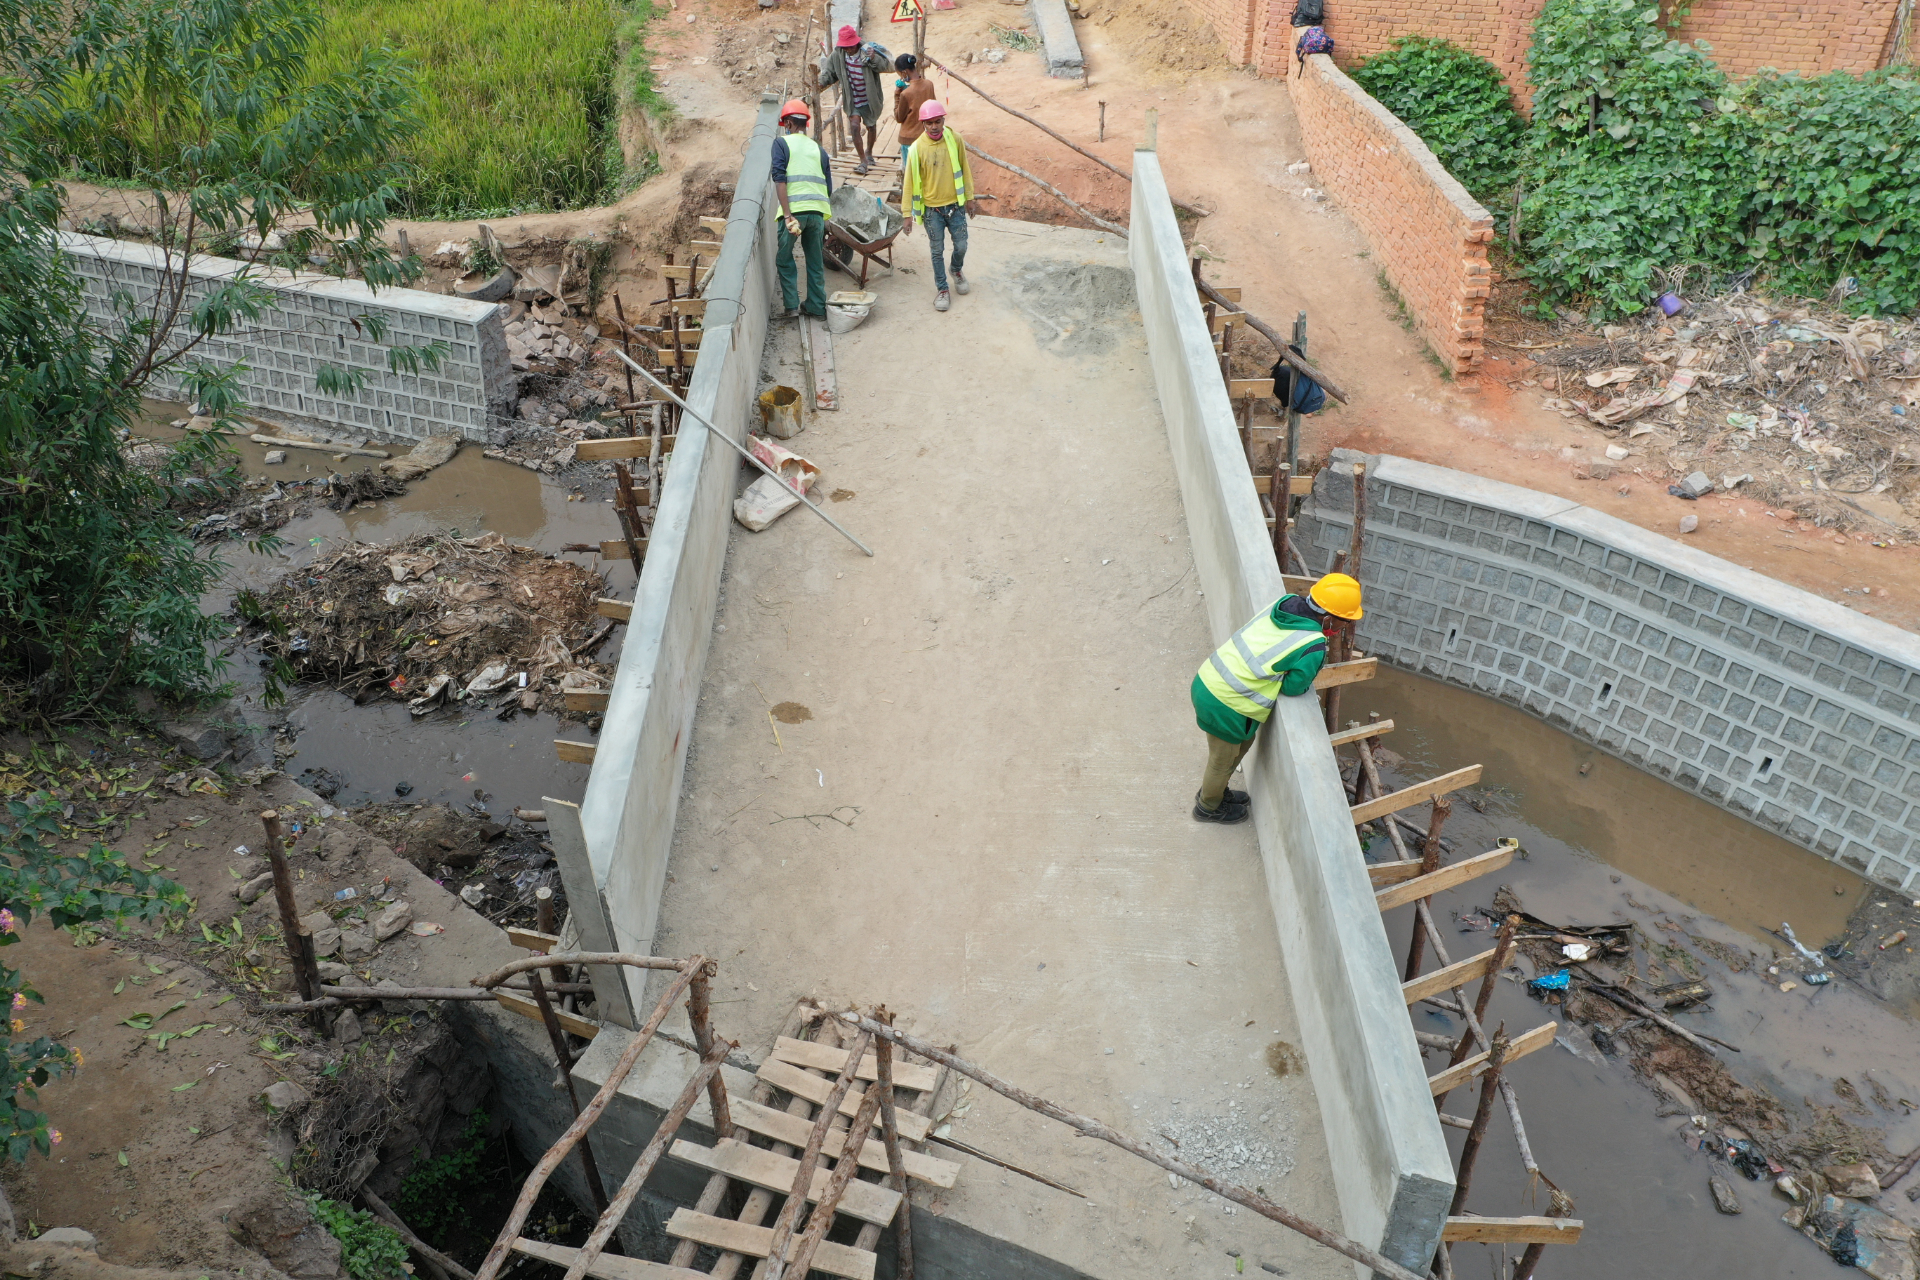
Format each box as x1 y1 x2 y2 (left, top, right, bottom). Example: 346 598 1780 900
1271 347 1326 415
1290 0 1324 26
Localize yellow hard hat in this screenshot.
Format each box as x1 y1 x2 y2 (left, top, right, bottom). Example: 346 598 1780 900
1310 573 1363 621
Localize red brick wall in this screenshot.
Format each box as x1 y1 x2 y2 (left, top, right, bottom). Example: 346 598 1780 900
1251 0 1904 100
1288 54 1492 373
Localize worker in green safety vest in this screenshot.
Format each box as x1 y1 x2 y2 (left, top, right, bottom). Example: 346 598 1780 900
772 98 833 319
1190 573 1363 824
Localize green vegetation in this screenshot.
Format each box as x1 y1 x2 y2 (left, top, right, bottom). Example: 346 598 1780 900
1350 36 1527 211
0 790 189 1159
1352 3 1920 319
392 1109 490 1237
3 0 441 719
303 1192 410 1280
304 0 646 215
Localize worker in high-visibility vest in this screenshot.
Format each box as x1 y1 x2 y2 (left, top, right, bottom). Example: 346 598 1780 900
1190 573 1363 823
772 98 832 320
902 100 977 313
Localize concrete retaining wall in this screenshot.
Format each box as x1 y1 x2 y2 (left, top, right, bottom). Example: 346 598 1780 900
1129 153 1452 1276
1286 55 1492 376
546 96 785 1026
61 233 513 443
1298 452 1920 894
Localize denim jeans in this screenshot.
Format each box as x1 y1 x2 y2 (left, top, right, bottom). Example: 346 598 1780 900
922 204 968 293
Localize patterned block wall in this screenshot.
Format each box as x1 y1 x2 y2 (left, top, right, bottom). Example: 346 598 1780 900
1297 451 1920 893
62 233 513 443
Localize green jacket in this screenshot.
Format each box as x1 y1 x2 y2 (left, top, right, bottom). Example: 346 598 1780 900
1190 595 1329 743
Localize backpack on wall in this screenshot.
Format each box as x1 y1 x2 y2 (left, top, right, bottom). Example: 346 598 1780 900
1296 26 1334 63
1271 348 1327 415
1290 0 1324 27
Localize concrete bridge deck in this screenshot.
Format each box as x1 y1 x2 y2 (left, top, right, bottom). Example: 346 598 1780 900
648 216 1343 1278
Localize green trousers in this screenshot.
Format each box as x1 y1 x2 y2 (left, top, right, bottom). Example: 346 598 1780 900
777 211 828 317
1199 732 1254 810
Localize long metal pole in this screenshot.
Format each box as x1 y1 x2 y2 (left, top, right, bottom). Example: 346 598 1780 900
614 350 875 556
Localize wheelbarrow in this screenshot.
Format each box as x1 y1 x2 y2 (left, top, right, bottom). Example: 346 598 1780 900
823 185 903 287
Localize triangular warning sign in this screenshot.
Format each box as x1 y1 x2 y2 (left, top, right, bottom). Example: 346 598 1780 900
890 0 923 22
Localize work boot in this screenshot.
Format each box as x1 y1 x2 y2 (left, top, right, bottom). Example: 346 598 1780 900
1223 787 1249 806
1192 791 1250 824
934 289 951 312
954 270 970 295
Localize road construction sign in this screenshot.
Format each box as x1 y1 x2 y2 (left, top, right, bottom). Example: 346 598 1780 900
890 0 923 22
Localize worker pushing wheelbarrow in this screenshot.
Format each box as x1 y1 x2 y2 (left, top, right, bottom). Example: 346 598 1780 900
822 185 903 287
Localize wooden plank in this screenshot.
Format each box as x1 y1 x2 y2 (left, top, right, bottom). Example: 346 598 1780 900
1282 572 1320 594
564 691 610 714
1427 1022 1556 1096
1402 948 1499 1007
670 297 708 316
1201 285 1243 303
511 1238 708 1280
649 347 697 367
1375 846 1513 912
660 264 694 282
756 1058 931 1142
698 216 727 235
596 597 633 621
554 739 598 765
1366 860 1423 889
805 314 838 412
1311 657 1377 692
1441 1216 1585 1246
1252 474 1319 496
664 1209 875 1280
1209 310 1240 335
575 437 653 461
771 1037 940 1092
668 1138 901 1226
1329 719 1394 747
598 538 649 560
507 926 561 953
1228 377 1274 400
727 1097 960 1188
1350 764 1482 827
691 239 723 254
496 990 599 1038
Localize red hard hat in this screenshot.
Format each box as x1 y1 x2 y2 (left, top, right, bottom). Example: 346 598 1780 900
780 98 811 123
918 99 947 122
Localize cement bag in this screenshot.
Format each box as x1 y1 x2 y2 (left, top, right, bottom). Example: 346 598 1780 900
825 304 870 334
733 435 821 532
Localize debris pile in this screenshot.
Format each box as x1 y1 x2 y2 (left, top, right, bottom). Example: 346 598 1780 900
348 801 562 932
240 531 612 715
1515 296 1920 533
507 305 597 372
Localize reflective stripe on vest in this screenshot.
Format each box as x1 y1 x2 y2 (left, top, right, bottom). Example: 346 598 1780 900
782 135 833 216
1196 606 1324 720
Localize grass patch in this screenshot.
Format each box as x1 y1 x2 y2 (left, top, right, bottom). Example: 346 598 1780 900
306 0 657 216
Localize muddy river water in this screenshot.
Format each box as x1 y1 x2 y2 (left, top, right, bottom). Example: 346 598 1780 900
1358 667 1920 1280
159 420 1920 1277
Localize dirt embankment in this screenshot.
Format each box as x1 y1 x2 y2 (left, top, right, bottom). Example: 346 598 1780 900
1 727 551 1275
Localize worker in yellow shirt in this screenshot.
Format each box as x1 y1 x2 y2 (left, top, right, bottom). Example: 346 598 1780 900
1190 574 1362 823
902 100 979 313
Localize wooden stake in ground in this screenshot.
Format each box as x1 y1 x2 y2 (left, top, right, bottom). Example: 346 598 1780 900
527 969 614 1221
259 810 325 1031
1401 796 1451 981
1196 280 1348 405
873 1010 915 1280
1448 1027 1509 1220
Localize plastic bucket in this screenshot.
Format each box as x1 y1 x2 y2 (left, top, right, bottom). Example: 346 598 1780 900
757 385 803 439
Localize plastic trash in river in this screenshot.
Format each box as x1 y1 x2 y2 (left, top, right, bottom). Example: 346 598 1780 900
1781 920 1827 968
1658 292 1685 316
1528 968 1571 994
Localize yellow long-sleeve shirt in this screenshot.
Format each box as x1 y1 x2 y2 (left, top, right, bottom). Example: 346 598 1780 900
906 128 974 219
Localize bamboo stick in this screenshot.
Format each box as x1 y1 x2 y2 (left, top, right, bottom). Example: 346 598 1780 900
1402 796 1450 982
249 434 391 459
687 966 734 1140
822 1012 1427 1280
260 811 325 1031
874 1016 915 1280
781 1069 887 1280
1447 1029 1508 1219
960 142 1129 238
470 952 693 990
470 960 706 1280
559 1037 732 1280
360 1188 473 1280
763 1030 874 1280
528 969 613 1220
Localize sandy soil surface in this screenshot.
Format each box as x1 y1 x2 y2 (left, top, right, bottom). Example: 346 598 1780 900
652 216 1344 1279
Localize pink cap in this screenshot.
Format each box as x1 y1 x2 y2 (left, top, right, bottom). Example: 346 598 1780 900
918 99 947 121
836 24 860 46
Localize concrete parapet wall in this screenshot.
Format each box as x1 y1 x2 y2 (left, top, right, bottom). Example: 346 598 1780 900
1298 453 1920 894
60 232 512 442
552 97 783 1023
1028 0 1087 77
1285 56 1492 376
1129 152 1452 1276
